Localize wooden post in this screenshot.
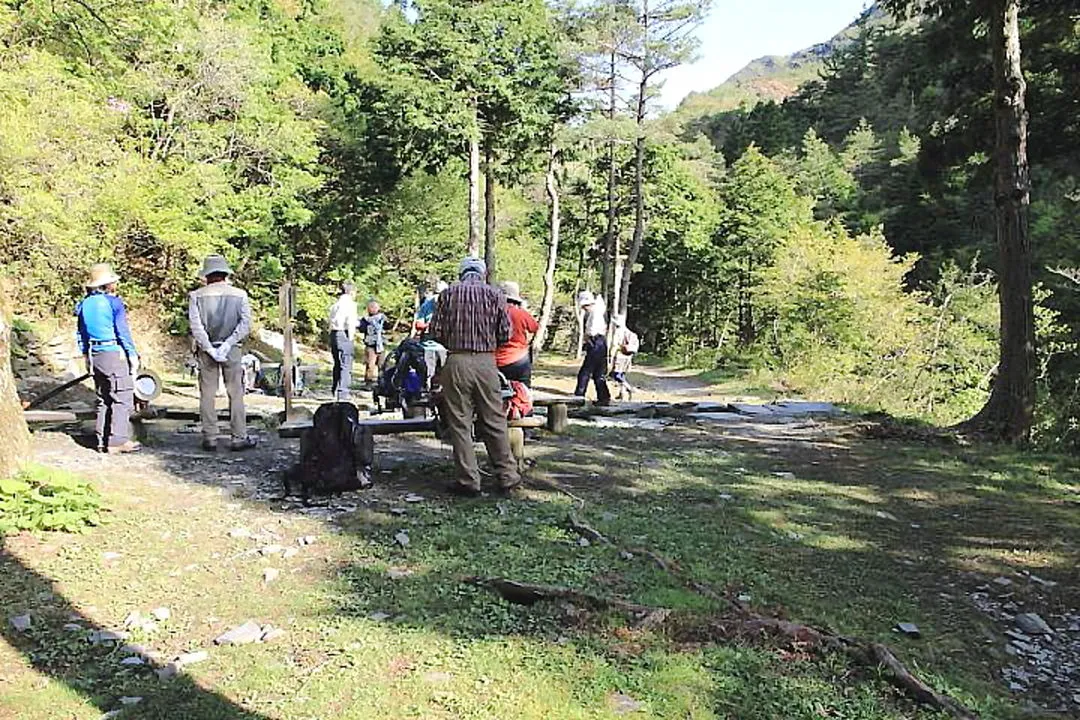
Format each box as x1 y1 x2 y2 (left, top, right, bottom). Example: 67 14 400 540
508 426 525 473
280 281 295 420
546 403 569 434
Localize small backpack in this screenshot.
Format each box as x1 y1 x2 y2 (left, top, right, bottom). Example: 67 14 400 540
620 329 640 355
505 380 534 420
283 402 371 500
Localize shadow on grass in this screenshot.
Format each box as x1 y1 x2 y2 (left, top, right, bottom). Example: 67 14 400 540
0 541 271 719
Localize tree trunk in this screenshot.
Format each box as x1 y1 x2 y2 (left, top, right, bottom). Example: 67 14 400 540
0 281 31 477
617 75 648 319
467 115 482 257
958 0 1035 442
602 47 618 312
534 144 561 353
483 141 497 283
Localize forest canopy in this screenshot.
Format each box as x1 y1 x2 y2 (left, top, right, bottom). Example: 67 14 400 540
1 0 1078 446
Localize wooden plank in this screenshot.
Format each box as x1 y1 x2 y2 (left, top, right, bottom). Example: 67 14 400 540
24 410 79 424
508 416 546 429
532 394 585 407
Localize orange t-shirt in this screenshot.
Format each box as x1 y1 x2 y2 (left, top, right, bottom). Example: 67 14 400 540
496 303 539 367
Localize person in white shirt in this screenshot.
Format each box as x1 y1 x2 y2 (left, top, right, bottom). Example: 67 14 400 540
574 291 611 405
328 281 358 401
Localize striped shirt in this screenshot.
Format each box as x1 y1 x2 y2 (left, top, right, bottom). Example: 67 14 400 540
430 276 510 353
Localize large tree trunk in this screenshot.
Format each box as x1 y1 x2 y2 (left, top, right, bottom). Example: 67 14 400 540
534 144 561 353
483 141 497 283
617 74 648 319
467 115 482 257
0 281 31 477
959 0 1035 442
601 48 618 312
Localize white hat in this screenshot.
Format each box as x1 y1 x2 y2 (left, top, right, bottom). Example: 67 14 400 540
577 290 596 307
85 263 120 289
501 281 523 303
435 280 449 293
198 255 233 278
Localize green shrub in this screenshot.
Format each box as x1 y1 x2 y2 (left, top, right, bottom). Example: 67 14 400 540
0 466 105 535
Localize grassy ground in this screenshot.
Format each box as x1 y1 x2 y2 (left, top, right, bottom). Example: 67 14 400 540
1 363 1078 719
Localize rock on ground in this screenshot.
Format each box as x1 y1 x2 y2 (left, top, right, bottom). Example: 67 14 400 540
214 620 264 646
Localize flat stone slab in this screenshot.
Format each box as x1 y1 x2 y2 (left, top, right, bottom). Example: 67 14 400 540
689 412 798 426
771 401 841 416
214 620 264 646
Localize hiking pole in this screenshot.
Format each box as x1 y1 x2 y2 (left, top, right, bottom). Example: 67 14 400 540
23 373 91 410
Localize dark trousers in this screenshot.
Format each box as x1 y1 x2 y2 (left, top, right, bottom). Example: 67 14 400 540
91 350 133 449
575 335 611 403
330 331 354 401
498 355 532 387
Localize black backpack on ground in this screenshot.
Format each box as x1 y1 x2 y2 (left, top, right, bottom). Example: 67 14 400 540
374 338 429 413
283 402 372 500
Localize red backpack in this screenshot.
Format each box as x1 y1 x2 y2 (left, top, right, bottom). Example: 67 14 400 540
505 380 534 420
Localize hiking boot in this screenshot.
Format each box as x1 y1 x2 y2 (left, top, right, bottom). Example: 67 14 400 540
201 440 218 452
446 483 482 498
229 437 258 452
107 441 142 455
496 478 523 497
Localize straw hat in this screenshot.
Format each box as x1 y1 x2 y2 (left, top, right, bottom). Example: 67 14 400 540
198 255 233 278
501 281 524 303
85 263 120 289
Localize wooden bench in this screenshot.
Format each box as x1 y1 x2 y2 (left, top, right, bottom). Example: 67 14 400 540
531 393 586 433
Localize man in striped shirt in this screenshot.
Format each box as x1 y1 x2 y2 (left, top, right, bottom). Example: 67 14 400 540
430 257 520 496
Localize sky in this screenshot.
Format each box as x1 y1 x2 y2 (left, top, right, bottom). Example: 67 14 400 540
658 0 873 109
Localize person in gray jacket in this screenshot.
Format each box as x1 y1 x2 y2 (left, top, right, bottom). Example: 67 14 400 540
188 255 257 451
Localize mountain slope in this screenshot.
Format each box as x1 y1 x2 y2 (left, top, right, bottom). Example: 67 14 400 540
676 4 889 119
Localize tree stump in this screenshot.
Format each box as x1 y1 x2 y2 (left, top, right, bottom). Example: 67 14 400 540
546 403 569 434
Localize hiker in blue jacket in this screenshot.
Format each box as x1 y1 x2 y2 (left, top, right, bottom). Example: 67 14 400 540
75 263 141 454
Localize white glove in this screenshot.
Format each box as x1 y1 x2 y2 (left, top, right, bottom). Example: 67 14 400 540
129 355 140 377
212 344 232 363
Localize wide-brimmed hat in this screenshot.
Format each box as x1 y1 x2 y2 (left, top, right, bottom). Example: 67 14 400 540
501 281 524 303
85 263 120 289
198 255 233 278
577 290 596 307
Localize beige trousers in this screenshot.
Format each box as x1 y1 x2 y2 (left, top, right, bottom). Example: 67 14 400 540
438 352 519 491
364 346 382 383
198 347 246 444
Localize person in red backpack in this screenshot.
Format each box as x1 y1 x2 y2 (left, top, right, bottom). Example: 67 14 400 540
495 281 539 387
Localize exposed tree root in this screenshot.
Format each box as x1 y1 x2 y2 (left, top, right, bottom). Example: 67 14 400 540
567 510 609 544
468 572 979 719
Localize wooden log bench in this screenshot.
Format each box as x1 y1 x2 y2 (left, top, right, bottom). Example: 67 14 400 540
531 393 586 433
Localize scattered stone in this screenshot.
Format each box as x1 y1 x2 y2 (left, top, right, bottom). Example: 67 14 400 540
119 656 145 666
394 531 410 548
368 612 392 622
123 612 144 628
262 568 280 584
176 651 210 667
102 552 122 562
227 528 252 539
1028 574 1059 589
894 622 921 638
619 551 635 561
993 577 1013 587
120 644 149 657
772 472 796 480
1005 630 1031 643
577 537 591 547
260 545 283 556
389 507 407 516
718 493 734 501
214 620 264 646
63 623 83 632
150 607 171 622
260 626 286 643
388 567 413 580
156 663 180 682
737 593 752 604
875 510 899 522
1015 613 1053 635
9 614 31 632
297 535 317 546
910 523 921 529
119 696 142 706
423 671 453 683
608 692 644 714
404 494 425 503
282 548 299 560
100 711 122 719
89 630 129 644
